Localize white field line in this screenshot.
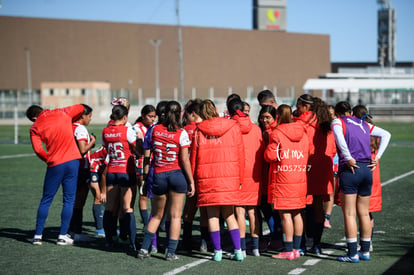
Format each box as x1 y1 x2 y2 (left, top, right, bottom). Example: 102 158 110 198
303 259 321 266
164 169 414 275
288 268 307 275
163 257 210 275
381 169 414 187
0 153 35 159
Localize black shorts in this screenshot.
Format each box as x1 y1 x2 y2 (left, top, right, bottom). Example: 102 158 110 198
338 162 372 196
106 172 136 188
152 169 188 196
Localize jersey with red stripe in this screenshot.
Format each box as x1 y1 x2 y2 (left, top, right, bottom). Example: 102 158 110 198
102 124 137 173
184 122 197 143
89 146 108 173
132 122 150 170
147 124 191 173
73 122 91 169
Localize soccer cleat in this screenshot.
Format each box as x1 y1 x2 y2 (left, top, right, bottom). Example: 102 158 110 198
358 251 371 261
56 234 74 245
136 249 150 259
95 229 105 238
252 248 260 257
272 251 295 260
337 254 360 263
298 247 306 256
150 245 158 254
309 245 322 255
231 249 244 261
213 250 222 262
324 219 332 229
32 238 42 245
242 250 247 258
293 249 301 259
200 239 208 253
165 253 179 261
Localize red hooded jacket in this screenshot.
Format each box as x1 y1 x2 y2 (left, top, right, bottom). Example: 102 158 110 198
264 122 309 210
190 117 245 207
261 120 277 203
295 111 336 195
232 114 264 206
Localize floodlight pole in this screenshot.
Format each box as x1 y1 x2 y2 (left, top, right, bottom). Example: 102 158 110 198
25 47 32 106
176 0 185 101
150 39 162 103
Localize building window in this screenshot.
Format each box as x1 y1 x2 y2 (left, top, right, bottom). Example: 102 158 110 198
81 89 86 95
66 89 70 95
50 89 54 96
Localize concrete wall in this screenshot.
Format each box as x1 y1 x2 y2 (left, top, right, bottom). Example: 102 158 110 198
0 16 330 100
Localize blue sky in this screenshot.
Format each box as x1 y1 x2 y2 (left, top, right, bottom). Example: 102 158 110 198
1 0 413 62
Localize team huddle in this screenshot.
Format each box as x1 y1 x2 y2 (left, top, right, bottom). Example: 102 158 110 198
26 89 391 263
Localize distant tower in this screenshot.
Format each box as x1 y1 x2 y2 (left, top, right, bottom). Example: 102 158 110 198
253 0 287 31
377 0 396 67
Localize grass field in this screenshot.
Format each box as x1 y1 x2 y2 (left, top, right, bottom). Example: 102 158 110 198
1 121 413 145
0 123 413 274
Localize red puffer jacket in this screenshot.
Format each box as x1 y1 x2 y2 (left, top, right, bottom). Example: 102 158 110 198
232 114 264 206
369 151 382 212
264 122 309 210
190 117 245 207
262 120 277 203
295 111 336 196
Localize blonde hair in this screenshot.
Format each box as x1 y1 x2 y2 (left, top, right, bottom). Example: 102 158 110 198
199 99 218 120
277 104 293 125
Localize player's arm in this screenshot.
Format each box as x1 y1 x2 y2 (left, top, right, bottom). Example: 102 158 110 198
100 166 107 203
62 104 85 122
180 146 195 197
30 127 47 162
77 137 95 156
331 118 358 173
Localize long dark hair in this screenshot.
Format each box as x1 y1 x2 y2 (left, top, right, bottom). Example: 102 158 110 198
135 104 155 124
258 104 277 132
352 105 373 124
110 105 128 121
334 101 352 117
156 100 169 124
227 98 244 117
163 101 182 132
183 98 202 126
81 104 93 115
297 94 332 135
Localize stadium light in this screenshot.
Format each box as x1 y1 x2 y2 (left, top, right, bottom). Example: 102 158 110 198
150 39 162 103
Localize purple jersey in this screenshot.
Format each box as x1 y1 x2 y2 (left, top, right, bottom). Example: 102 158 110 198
338 116 371 167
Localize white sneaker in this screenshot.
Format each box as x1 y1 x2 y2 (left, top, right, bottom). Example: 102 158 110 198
252 248 260 257
57 234 74 245
95 229 106 238
32 236 42 245
73 233 94 242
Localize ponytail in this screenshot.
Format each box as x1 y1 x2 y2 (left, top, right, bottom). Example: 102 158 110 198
163 101 182 132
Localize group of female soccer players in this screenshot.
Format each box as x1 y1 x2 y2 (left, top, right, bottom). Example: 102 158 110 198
79 90 390 264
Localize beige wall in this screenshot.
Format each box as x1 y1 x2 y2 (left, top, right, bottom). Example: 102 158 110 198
40 81 111 108
0 16 330 100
